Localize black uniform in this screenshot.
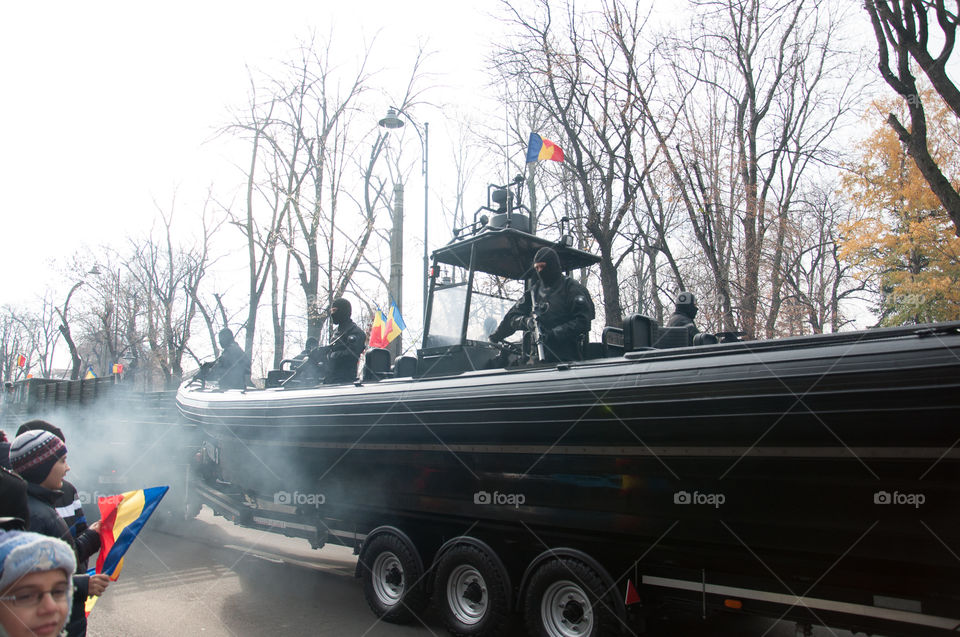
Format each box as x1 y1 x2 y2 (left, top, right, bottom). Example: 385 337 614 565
323 298 366 384
213 329 251 389
665 291 699 333
491 247 595 363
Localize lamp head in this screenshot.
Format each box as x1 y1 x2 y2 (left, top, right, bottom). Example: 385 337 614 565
378 107 404 130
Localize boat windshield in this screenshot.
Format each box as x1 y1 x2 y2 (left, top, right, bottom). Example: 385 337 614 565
426 283 516 347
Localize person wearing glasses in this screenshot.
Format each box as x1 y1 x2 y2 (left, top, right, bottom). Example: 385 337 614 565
0 530 76 637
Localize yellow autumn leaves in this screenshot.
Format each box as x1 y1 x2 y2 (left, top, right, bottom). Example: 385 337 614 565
840 88 960 325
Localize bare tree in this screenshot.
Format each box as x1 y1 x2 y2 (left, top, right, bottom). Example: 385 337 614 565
127 196 221 388
494 0 655 327
54 282 85 380
866 0 960 235
630 0 864 338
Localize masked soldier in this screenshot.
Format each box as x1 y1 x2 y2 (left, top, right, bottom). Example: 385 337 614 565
323 298 366 384
489 247 595 363
212 328 251 389
665 291 700 333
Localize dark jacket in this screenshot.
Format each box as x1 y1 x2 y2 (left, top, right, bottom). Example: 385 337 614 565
214 341 251 389
55 480 91 571
665 311 699 332
26 482 101 637
325 319 366 384
494 277 595 362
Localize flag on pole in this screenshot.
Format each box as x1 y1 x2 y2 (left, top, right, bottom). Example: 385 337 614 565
85 486 169 615
16 354 26 368
84 367 97 379
369 309 388 349
112 363 124 375
385 303 406 345
525 132 564 163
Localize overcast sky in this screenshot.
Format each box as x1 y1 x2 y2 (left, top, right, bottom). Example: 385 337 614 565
0 0 500 307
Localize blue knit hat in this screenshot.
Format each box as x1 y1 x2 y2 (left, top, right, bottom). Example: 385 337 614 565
9 431 67 485
0 530 75 610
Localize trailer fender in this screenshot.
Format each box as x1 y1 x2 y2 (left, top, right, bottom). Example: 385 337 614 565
518 547 626 621
433 536 513 600
354 526 425 580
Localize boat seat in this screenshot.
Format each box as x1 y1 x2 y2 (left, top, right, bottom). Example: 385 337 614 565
394 355 417 378
623 314 657 352
601 326 624 357
363 348 392 381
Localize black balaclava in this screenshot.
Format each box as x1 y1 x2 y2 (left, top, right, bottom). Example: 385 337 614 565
533 247 562 286
218 328 234 348
675 291 698 319
330 298 352 326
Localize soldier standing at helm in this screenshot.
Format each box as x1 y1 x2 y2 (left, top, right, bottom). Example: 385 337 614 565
323 298 366 384
489 247 595 363
665 291 700 333
213 328 251 389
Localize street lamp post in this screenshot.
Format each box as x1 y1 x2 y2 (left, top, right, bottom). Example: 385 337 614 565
378 107 429 315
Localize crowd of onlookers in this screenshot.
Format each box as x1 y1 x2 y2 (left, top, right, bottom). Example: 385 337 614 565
0 420 110 637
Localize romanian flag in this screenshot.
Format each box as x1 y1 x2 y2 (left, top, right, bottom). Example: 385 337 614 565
385 303 406 344
86 486 169 615
112 363 123 374
369 309 388 349
16 354 26 368
525 132 564 163
84 367 97 379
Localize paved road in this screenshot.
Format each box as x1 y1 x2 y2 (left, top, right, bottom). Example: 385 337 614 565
85 508 863 637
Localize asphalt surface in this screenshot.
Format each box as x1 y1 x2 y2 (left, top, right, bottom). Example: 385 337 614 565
84 508 864 637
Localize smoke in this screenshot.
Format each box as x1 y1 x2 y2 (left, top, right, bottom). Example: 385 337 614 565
3 388 197 526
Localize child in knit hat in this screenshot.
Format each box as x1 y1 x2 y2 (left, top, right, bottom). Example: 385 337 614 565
0 530 75 637
9 432 107 637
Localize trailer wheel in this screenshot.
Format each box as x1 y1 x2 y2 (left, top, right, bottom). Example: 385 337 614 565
359 533 428 623
434 544 511 637
524 559 618 637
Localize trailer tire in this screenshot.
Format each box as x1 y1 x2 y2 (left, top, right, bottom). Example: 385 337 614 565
434 544 511 637
524 558 618 637
359 533 428 624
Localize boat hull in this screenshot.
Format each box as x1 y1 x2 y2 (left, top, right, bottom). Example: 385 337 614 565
177 324 960 618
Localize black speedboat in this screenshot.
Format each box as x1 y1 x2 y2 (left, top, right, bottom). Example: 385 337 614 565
177 178 960 637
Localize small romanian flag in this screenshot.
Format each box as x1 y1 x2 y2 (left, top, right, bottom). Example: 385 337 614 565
16 354 26 368
525 132 564 163
369 309 388 349
112 363 123 375
385 303 406 345
386 303 407 344
86 486 169 616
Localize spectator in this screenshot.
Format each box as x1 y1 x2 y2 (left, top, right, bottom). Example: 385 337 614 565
0 432 9 471
10 431 108 637
0 468 28 532
14 423 85 547
0 530 76 637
